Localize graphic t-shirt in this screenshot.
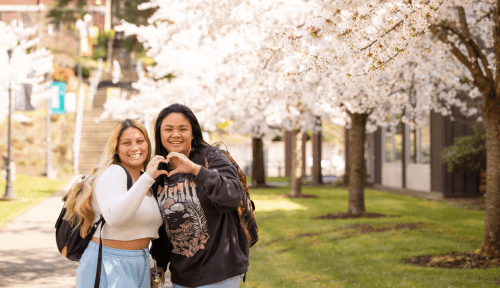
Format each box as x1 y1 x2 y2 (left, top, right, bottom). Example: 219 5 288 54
158 176 209 258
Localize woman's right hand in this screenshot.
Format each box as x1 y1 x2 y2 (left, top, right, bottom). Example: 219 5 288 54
146 155 169 179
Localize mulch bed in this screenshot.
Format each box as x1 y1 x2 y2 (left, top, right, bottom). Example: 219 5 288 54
314 212 388 219
345 222 421 233
403 252 500 269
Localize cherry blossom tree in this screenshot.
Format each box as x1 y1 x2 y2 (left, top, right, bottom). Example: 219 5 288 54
428 1 500 256
111 0 334 194
0 20 54 123
274 0 445 80
277 0 500 255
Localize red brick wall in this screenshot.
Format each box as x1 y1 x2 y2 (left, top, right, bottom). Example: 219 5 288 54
0 11 17 23
0 0 104 61
0 0 38 4
0 0 93 5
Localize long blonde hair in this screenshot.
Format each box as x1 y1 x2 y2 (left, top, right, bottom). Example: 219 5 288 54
63 119 152 237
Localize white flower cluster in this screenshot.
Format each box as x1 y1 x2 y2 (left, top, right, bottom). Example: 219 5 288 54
275 0 445 82
107 0 486 141
0 20 53 123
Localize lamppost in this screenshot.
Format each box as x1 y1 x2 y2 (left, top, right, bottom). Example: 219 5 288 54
2 49 17 200
45 73 55 179
73 14 92 173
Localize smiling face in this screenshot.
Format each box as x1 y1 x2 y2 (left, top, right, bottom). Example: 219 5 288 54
160 113 194 157
116 127 149 171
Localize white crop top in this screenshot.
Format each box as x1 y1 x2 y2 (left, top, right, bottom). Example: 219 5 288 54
91 165 163 241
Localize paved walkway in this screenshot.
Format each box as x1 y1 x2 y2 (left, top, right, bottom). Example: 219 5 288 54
0 175 172 288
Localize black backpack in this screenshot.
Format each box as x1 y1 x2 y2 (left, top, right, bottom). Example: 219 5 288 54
55 164 132 287
205 149 258 247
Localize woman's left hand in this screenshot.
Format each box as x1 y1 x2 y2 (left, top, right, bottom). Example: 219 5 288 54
166 152 201 176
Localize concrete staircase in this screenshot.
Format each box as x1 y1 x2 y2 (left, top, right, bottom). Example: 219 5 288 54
77 56 140 174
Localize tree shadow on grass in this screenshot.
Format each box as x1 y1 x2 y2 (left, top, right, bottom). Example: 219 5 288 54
261 222 424 247
314 211 390 219
279 194 319 199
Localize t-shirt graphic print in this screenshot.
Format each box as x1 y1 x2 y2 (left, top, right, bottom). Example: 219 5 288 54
157 177 209 258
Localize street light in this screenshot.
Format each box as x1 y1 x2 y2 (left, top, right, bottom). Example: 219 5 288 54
73 14 92 173
77 14 92 90
2 49 17 200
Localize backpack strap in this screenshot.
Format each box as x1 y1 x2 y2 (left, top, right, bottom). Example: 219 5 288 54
93 164 132 288
116 164 133 189
94 216 105 288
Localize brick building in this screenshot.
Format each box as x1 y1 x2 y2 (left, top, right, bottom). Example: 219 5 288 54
0 0 105 65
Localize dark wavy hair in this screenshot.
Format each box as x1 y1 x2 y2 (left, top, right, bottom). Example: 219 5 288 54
154 103 210 157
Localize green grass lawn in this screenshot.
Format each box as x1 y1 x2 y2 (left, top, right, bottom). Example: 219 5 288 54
0 175 66 228
245 186 498 288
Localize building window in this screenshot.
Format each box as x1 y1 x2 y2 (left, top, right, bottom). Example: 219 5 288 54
383 112 430 164
385 123 403 163
409 112 430 164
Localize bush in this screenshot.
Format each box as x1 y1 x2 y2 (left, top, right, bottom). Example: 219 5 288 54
25 136 35 145
52 67 75 83
73 65 91 78
55 143 68 157
441 125 486 173
91 46 107 61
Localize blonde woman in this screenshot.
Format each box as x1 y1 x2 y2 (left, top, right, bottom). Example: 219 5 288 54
64 119 167 288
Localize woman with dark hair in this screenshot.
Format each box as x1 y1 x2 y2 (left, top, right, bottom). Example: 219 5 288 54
150 103 249 288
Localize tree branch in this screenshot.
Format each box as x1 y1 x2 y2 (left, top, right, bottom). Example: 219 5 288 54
360 20 403 52
430 25 489 90
438 21 493 82
456 6 494 82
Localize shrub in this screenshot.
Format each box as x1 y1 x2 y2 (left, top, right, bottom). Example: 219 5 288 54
55 143 68 157
73 65 91 78
30 158 41 166
12 138 24 152
26 136 35 145
91 46 107 61
52 66 75 83
441 125 486 174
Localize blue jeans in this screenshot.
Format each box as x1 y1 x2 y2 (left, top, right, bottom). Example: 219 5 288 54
76 241 150 288
172 274 244 288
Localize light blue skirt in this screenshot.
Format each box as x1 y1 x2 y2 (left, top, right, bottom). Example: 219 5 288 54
76 241 150 288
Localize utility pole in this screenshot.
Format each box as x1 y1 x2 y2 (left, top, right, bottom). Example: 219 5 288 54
73 15 92 173
45 76 54 179
2 50 17 200
105 0 113 71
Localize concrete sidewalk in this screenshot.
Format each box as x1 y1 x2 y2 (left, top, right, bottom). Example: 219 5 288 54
0 175 172 288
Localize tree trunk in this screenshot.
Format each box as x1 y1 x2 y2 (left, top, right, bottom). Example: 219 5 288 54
348 113 368 214
252 137 266 187
312 131 323 184
480 94 500 256
290 129 303 197
344 127 350 186
285 131 292 177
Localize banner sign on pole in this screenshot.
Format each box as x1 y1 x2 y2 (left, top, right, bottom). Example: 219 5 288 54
81 36 93 57
50 81 66 114
15 71 35 111
15 83 35 111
